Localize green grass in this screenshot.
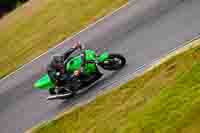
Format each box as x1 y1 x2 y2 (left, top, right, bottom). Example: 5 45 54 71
30 38 200 133
0 0 127 78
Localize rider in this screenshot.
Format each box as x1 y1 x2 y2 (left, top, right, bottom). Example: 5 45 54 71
47 42 102 95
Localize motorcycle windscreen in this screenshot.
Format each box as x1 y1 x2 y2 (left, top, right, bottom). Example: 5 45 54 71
34 74 55 90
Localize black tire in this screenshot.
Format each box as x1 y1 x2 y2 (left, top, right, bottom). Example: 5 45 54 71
99 53 126 71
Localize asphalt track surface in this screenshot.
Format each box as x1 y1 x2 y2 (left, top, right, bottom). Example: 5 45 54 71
1 0 200 132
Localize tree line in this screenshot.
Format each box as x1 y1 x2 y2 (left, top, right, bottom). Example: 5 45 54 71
0 0 28 18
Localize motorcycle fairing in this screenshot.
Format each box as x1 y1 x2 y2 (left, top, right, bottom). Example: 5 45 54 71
66 49 97 75
34 74 54 90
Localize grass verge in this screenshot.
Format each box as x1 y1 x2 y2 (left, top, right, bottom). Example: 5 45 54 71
29 37 200 133
0 0 127 78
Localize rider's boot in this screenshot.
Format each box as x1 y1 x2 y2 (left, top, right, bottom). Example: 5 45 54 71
70 78 82 94
81 70 103 88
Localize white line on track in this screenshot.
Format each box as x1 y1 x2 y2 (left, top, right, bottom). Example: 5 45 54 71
0 0 136 81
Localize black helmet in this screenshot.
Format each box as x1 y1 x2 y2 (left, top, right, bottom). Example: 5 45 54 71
51 55 64 66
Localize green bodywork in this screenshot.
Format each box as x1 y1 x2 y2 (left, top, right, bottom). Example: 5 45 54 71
66 50 97 75
34 74 55 89
97 52 109 62
34 50 109 90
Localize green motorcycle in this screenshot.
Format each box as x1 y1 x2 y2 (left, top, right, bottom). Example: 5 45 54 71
34 48 126 100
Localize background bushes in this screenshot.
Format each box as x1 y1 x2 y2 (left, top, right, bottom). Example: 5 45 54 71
0 0 28 17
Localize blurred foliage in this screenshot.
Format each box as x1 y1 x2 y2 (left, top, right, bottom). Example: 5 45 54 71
0 0 28 17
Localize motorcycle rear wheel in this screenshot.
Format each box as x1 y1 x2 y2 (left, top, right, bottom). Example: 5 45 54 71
99 53 126 71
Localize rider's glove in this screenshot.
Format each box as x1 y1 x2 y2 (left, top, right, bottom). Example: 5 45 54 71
74 70 81 77
72 42 81 49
